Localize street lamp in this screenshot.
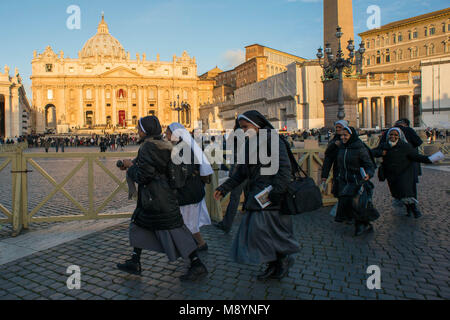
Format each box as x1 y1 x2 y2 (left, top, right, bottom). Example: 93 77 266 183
316 26 365 120
170 95 190 124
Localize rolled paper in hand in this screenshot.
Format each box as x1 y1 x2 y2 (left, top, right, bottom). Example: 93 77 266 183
428 151 445 163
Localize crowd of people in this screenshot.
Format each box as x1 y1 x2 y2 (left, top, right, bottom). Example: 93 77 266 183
0 134 139 152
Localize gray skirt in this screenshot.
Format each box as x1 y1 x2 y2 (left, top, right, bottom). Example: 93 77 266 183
231 211 300 265
129 223 197 262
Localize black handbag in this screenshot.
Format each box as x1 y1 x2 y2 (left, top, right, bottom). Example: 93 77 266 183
352 181 380 222
281 138 323 215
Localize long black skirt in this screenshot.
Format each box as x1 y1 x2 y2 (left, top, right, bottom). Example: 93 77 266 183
231 211 300 265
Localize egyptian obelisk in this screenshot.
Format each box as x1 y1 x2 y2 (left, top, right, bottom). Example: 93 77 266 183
322 0 359 128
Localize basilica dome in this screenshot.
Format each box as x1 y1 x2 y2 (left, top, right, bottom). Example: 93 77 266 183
81 15 126 59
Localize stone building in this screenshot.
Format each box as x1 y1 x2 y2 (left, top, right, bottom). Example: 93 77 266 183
421 57 450 128
356 7 450 129
199 44 316 131
31 15 214 134
200 61 324 131
359 8 450 72
0 66 33 138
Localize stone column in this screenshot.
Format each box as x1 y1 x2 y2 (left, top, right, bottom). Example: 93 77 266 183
79 87 84 127
372 98 378 128
379 97 385 129
4 94 11 138
127 86 132 127
141 86 146 118
112 87 117 126
408 95 414 125
95 86 100 126
366 98 372 129
361 98 367 128
101 86 105 125
393 96 399 122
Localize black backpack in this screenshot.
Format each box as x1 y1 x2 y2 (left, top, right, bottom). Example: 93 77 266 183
280 137 323 215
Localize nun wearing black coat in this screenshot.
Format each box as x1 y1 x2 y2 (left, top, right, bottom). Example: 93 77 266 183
334 127 376 237
116 116 208 281
214 110 300 281
372 127 431 218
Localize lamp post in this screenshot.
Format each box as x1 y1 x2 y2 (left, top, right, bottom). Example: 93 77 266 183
316 26 365 121
170 95 190 124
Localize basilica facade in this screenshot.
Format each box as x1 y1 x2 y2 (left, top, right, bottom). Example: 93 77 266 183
31 15 214 133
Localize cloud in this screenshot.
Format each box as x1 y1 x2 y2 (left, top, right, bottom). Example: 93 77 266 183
220 49 245 70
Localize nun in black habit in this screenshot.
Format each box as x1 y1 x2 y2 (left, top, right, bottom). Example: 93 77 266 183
117 116 208 281
214 110 300 280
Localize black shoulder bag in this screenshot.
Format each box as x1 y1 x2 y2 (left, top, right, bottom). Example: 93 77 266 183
281 137 323 215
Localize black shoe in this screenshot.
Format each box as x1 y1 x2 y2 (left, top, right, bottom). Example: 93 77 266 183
197 243 208 252
117 258 142 275
180 259 208 281
411 204 422 219
257 261 277 281
355 223 373 236
405 204 413 217
271 256 295 280
214 222 230 234
345 218 354 225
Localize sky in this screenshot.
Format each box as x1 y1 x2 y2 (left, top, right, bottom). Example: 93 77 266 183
0 0 448 97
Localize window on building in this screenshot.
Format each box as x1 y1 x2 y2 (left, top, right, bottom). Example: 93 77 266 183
398 34 403 42
106 67 110 70
46 64 53 72
399 50 403 60
425 28 428 37
366 58 371 66
413 31 418 39
183 90 188 100
182 67 189 75
69 67 74 73
430 27 436 35
376 56 381 64
132 116 137 125
106 91 111 99
164 69 169 75
47 89 53 100
86 89 92 100
85 67 92 73
70 89 74 100
132 91 136 99
385 49 390 62
366 41 370 49
392 34 396 44
376 38 380 47
149 90 155 100
408 31 412 40
430 44 435 54
443 24 446 33
106 104 111 107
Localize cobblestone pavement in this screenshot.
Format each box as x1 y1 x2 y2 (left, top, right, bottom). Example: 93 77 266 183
0 167 449 300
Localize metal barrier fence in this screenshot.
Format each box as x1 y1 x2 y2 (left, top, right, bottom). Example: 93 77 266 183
1 141 448 237
0 149 136 236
